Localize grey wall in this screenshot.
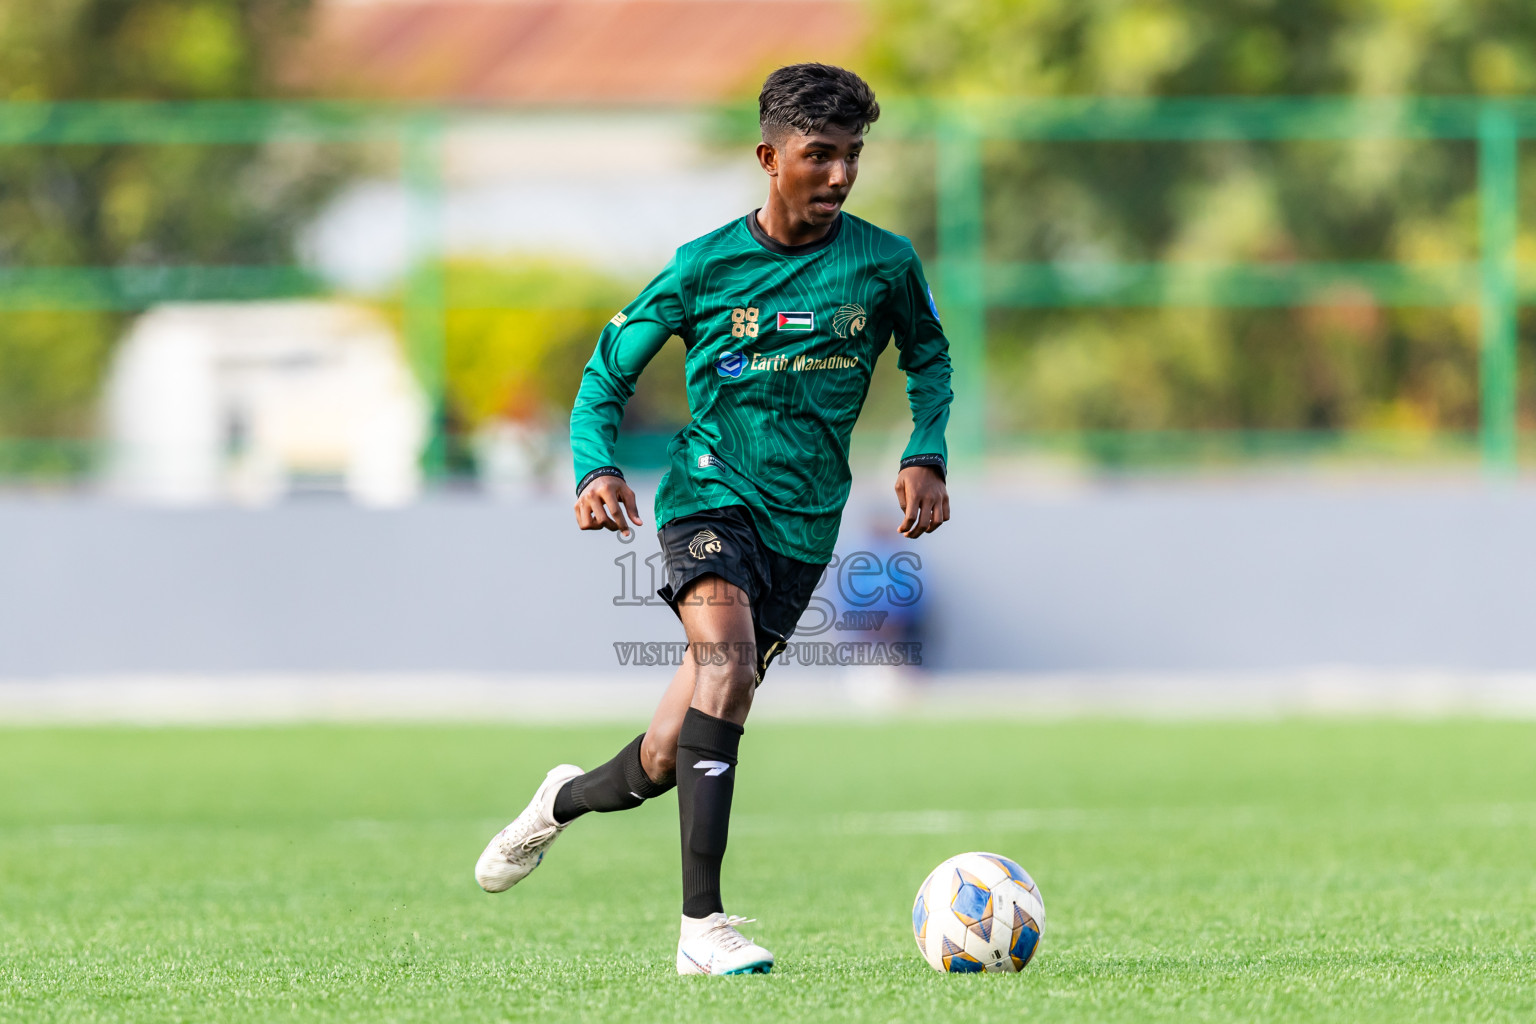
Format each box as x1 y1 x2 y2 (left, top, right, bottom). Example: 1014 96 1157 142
2 480 1533 676
925 483 1536 672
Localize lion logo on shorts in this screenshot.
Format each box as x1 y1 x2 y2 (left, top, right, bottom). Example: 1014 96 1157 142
688 529 723 560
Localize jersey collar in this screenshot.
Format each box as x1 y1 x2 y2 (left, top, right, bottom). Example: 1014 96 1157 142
745 208 843 257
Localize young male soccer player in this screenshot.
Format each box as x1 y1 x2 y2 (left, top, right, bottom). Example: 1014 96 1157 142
474 64 953 975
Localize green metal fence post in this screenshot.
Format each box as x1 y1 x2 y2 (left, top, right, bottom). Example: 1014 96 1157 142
1478 104 1519 476
403 112 448 478
935 116 986 468
8 98 1536 478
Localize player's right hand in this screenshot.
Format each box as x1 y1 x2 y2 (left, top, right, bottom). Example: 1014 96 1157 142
574 475 644 538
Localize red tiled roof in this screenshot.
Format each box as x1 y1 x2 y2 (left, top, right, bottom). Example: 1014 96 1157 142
282 0 868 104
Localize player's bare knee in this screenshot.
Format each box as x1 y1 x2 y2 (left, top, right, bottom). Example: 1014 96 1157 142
641 731 677 782
692 660 755 720
714 679 754 721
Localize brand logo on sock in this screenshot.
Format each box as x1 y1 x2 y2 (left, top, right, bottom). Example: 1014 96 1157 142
693 760 731 777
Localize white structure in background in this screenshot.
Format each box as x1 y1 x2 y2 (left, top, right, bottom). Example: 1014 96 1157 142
105 302 428 506
302 113 765 291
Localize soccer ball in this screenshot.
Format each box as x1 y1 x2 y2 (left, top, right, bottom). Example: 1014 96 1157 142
911 851 1045 973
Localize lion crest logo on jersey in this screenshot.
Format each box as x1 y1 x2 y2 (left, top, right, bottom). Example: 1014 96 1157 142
688 529 723 560
833 303 867 338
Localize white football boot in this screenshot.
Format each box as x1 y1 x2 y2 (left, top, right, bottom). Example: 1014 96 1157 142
676 913 774 975
474 764 584 893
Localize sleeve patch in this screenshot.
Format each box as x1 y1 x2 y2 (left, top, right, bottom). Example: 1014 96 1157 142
609 311 628 327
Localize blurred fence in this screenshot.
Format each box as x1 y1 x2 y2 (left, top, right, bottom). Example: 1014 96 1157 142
2 98 1532 477
922 97 1530 474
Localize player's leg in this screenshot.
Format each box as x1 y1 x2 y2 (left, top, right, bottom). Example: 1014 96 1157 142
640 651 697 782
473 660 690 893
672 573 773 975
547 659 692 824
676 574 754 915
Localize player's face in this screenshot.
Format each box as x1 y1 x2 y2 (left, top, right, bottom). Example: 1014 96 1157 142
767 127 863 227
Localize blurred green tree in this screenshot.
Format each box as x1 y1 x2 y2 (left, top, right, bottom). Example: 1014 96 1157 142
438 260 684 436
865 0 1536 458
0 1 346 466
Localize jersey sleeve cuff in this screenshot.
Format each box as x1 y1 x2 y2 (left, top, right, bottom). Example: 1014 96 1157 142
576 465 625 496
900 453 947 480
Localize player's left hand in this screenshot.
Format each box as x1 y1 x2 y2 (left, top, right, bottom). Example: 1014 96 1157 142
894 465 949 538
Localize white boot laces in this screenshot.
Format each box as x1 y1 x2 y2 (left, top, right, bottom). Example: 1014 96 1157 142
515 823 557 852
498 815 557 861
711 916 757 953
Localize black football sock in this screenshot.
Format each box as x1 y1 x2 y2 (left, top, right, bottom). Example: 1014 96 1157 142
551 733 675 825
676 707 743 919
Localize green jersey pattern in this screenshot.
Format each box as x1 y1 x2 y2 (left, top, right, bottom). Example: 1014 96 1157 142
570 212 952 563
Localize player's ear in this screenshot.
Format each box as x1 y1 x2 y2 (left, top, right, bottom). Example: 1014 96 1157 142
756 141 779 176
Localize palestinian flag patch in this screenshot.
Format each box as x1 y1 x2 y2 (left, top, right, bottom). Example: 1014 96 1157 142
777 311 814 331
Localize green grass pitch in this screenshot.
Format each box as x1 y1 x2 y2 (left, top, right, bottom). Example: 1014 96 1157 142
2 720 1534 1022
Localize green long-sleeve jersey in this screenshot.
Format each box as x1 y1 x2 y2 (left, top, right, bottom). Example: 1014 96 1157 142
570 210 952 563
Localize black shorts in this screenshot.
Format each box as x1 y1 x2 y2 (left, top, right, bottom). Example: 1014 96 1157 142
655 506 827 682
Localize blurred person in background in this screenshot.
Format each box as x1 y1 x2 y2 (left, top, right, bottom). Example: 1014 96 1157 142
474 63 952 976
848 511 930 661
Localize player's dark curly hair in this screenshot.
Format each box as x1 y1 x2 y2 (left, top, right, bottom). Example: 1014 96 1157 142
759 64 880 146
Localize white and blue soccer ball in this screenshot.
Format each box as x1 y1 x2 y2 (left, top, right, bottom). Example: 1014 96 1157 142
912 851 1044 973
